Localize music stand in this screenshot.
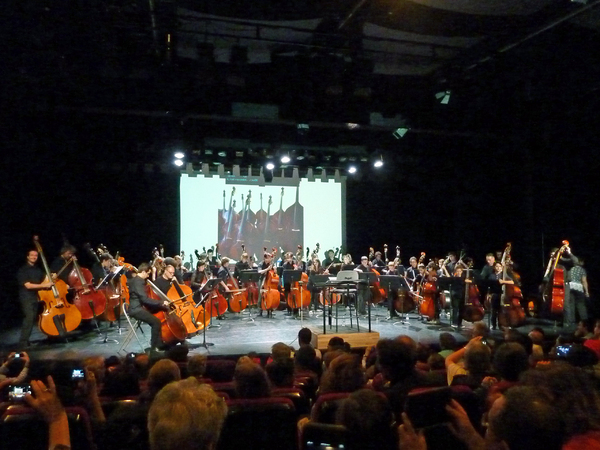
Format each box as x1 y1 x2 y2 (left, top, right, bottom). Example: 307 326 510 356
310 275 331 334
359 272 378 332
197 278 221 348
240 270 261 323
379 275 409 326
283 269 304 323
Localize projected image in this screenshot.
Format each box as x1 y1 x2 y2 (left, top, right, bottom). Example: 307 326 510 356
180 175 343 262
217 186 303 259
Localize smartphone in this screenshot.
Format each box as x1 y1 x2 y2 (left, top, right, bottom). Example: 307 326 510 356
14 353 21 358
8 384 32 402
71 368 85 380
405 387 452 429
556 345 572 358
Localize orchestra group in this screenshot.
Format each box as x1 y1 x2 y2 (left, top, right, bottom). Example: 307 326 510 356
17 238 591 356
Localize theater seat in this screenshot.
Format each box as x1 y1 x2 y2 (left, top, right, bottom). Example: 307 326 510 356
206 359 236 382
217 397 297 450
310 393 350 423
271 387 311 416
0 405 95 450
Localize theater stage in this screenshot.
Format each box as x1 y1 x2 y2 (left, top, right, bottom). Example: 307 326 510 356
0 304 561 360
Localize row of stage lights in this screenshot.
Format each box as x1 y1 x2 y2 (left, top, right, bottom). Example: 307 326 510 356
173 152 384 174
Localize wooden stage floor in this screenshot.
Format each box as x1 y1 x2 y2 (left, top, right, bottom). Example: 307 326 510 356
0 304 562 360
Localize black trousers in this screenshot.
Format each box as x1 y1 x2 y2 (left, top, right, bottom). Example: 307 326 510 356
19 298 38 345
129 307 162 349
451 295 464 327
490 294 501 328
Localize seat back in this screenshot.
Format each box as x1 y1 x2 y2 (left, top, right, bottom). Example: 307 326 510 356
271 387 311 416
300 422 347 450
1 405 95 450
310 392 350 423
217 397 297 450
205 359 236 382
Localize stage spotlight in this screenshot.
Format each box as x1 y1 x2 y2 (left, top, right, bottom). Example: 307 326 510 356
348 166 357 174
174 159 184 167
281 155 291 164
373 155 383 168
174 151 185 159
435 90 451 105
393 127 409 139
266 162 275 170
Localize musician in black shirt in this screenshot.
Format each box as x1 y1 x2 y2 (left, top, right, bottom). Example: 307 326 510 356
487 262 514 330
154 264 175 295
354 256 372 315
127 263 170 353
50 244 76 284
371 252 386 269
234 253 251 281
405 257 419 286
17 250 53 347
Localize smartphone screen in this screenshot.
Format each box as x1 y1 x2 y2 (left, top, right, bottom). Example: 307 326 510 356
8 385 32 402
71 368 85 379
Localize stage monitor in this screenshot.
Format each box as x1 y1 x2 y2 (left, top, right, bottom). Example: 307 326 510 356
180 172 345 262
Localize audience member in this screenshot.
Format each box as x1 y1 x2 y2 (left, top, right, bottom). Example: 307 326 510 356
187 354 208 381
144 359 181 402
265 357 295 388
438 333 457 358
0 351 30 389
445 337 491 386
234 361 270 398
148 379 227 450
337 389 397 450
298 327 322 360
319 353 365 394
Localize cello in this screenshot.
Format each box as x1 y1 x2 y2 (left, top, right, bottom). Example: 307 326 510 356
260 247 282 314
168 279 209 337
287 246 311 310
240 244 259 307
542 240 569 316
498 243 526 328
146 280 187 346
33 236 82 337
68 257 108 320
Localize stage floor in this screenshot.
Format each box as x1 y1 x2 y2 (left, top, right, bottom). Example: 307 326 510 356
0 305 562 360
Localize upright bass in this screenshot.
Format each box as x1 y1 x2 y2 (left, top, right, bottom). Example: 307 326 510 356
33 236 82 337
498 243 526 328
542 240 569 316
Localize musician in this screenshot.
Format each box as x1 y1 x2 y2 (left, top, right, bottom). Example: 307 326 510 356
154 264 175 295
447 252 458 274
405 257 419 285
295 253 307 273
370 251 386 269
487 261 514 330
280 252 298 317
127 262 170 354
322 250 340 268
172 255 185 284
566 256 590 327
449 265 467 329
354 256 372 315
151 256 165 281
50 244 76 284
17 250 53 348
341 254 356 271
234 252 251 281
384 261 398 275
480 253 496 281
206 248 220 267
91 253 114 284
190 260 209 292
307 258 327 310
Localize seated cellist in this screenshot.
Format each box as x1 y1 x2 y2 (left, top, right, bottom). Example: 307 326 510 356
127 262 170 356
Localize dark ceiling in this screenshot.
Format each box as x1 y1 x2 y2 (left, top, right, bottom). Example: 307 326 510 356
3 0 600 172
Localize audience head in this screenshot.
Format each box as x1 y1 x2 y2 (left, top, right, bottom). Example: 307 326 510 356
427 353 445 370
336 389 396 450
504 329 533 355
148 359 181 395
265 357 295 388
487 386 565 450
464 341 491 376
376 338 416 383
298 328 313 346
148 379 227 450
320 353 365 394
327 337 345 352
295 345 319 372
82 356 106 384
167 345 189 363
472 322 489 339
234 361 270 398
187 354 208 379
493 342 529 382
271 342 293 361
439 332 457 351
528 327 545 345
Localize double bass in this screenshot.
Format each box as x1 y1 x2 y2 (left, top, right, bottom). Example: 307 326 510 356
168 279 209 337
542 240 569 316
68 257 108 320
418 254 437 321
33 236 82 337
498 243 526 328
462 262 484 322
260 247 281 313
287 246 311 310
